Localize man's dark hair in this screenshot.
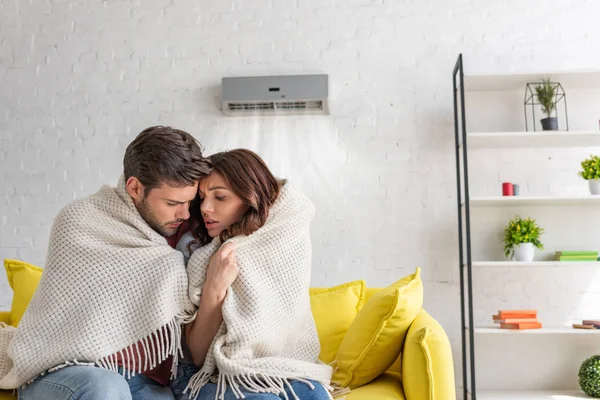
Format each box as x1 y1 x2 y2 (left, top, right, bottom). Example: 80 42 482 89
123 126 211 191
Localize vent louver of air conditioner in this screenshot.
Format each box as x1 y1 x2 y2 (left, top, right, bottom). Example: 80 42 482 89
227 100 324 113
221 74 329 116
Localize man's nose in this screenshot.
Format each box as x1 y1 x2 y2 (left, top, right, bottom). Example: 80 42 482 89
175 204 190 220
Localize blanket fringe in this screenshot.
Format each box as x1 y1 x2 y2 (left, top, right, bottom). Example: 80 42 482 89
183 371 335 400
91 314 190 380
330 383 351 399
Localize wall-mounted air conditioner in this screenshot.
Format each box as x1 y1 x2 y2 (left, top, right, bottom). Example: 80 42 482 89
221 74 329 116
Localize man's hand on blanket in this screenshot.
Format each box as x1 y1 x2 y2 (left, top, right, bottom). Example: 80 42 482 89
204 242 239 301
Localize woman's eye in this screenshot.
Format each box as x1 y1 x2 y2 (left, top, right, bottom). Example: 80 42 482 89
216 196 226 201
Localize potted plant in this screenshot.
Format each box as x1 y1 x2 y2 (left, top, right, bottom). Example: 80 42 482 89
503 216 544 262
534 78 558 131
578 155 600 195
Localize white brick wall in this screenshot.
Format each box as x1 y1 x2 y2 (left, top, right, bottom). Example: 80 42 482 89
2 0 600 396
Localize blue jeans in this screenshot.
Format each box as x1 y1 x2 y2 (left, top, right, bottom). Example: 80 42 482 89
171 363 330 400
18 365 174 400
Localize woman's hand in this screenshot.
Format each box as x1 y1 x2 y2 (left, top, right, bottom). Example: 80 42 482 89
203 242 239 300
186 242 239 367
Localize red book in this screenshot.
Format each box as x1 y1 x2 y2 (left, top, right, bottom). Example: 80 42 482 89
496 310 537 318
500 322 542 330
494 318 538 324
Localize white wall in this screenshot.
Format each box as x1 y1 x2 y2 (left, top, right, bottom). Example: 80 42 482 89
2 0 600 396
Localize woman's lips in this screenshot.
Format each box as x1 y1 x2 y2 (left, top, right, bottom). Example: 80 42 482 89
205 219 218 229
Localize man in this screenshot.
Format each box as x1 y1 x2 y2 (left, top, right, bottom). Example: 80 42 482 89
0 126 236 400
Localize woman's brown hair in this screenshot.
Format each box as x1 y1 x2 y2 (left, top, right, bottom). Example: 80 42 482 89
189 149 281 248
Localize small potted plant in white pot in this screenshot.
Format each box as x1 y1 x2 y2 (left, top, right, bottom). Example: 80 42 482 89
535 78 558 131
504 216 544 262
578 155 600 195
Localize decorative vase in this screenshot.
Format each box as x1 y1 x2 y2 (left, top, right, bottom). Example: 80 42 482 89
579 355 600 397
513 243 535 262
540 117 558 131
589 179 600 195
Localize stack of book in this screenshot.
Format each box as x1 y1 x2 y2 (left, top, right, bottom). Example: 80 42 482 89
493 309 542 330
554 251 599 262
573 319 600 329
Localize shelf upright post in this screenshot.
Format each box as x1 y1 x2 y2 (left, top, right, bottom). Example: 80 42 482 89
453 53 476 400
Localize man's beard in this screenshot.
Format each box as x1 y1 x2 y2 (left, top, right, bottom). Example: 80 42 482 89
137 197 181 237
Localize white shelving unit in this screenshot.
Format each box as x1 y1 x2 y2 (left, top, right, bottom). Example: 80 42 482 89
466 131 600 149
453 55 600 400
464 70 600 92
468 195 600 207
472 390 590 399
471 261 599 267
474 326 600 335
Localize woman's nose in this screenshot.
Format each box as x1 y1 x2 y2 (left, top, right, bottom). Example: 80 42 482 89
200 199 213 213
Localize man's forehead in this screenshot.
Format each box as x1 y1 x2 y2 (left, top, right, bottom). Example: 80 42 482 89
149 181 198 198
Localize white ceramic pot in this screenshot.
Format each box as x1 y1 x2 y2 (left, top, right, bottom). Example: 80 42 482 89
589 179 600 195
513 243 535 262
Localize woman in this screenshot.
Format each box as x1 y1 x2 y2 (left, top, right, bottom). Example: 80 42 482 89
171 149 332 400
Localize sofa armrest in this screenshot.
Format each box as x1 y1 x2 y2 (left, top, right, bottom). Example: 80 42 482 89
0 311 11 325
402 309 456 400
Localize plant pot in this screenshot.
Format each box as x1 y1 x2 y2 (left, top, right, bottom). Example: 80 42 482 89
541 117 558 131
589 179 600 195
513 243 535 262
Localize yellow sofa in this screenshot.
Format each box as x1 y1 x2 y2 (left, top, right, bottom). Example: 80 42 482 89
0 261 455 400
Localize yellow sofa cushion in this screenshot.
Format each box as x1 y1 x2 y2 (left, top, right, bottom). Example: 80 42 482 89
310 280 366 364
342 372 405 400
402 309 456 400
332 268 423 388
0 312 10 325
0 390 15 400
4 259 43 327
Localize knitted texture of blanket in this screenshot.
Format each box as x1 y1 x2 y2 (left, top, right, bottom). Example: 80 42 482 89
184 182 333 400
0 176 195 389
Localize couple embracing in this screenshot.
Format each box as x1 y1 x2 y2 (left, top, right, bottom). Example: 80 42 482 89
0 126 333 400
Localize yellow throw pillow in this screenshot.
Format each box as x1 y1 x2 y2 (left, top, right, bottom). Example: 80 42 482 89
402 309 456 400
310 280 366 364
4 259 43 327
333 267 423 388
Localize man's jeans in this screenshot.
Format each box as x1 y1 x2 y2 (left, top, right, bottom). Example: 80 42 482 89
18 365 174 400
171 363 331 400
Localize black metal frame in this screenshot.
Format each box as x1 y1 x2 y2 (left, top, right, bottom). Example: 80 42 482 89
524 82 569 131
453 54 476 400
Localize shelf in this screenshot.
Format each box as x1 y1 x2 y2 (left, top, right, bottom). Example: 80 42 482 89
473 390 590 399
465 131 600 149
468 195 600 207
464 70 600 92
474 326 600 335
454 59 600 400
470 261 599 267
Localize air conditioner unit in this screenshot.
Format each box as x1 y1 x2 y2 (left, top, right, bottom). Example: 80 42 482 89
221 74 329 116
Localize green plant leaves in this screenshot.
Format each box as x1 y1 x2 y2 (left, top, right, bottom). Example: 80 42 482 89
534 78 558 118
503 215 545 259
579 355 600 397
578 155 600 180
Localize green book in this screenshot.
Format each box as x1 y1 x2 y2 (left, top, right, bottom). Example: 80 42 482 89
556 251 598 256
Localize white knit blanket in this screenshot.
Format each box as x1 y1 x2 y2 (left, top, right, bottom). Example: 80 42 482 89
0 176 195 389
184 182 333 400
